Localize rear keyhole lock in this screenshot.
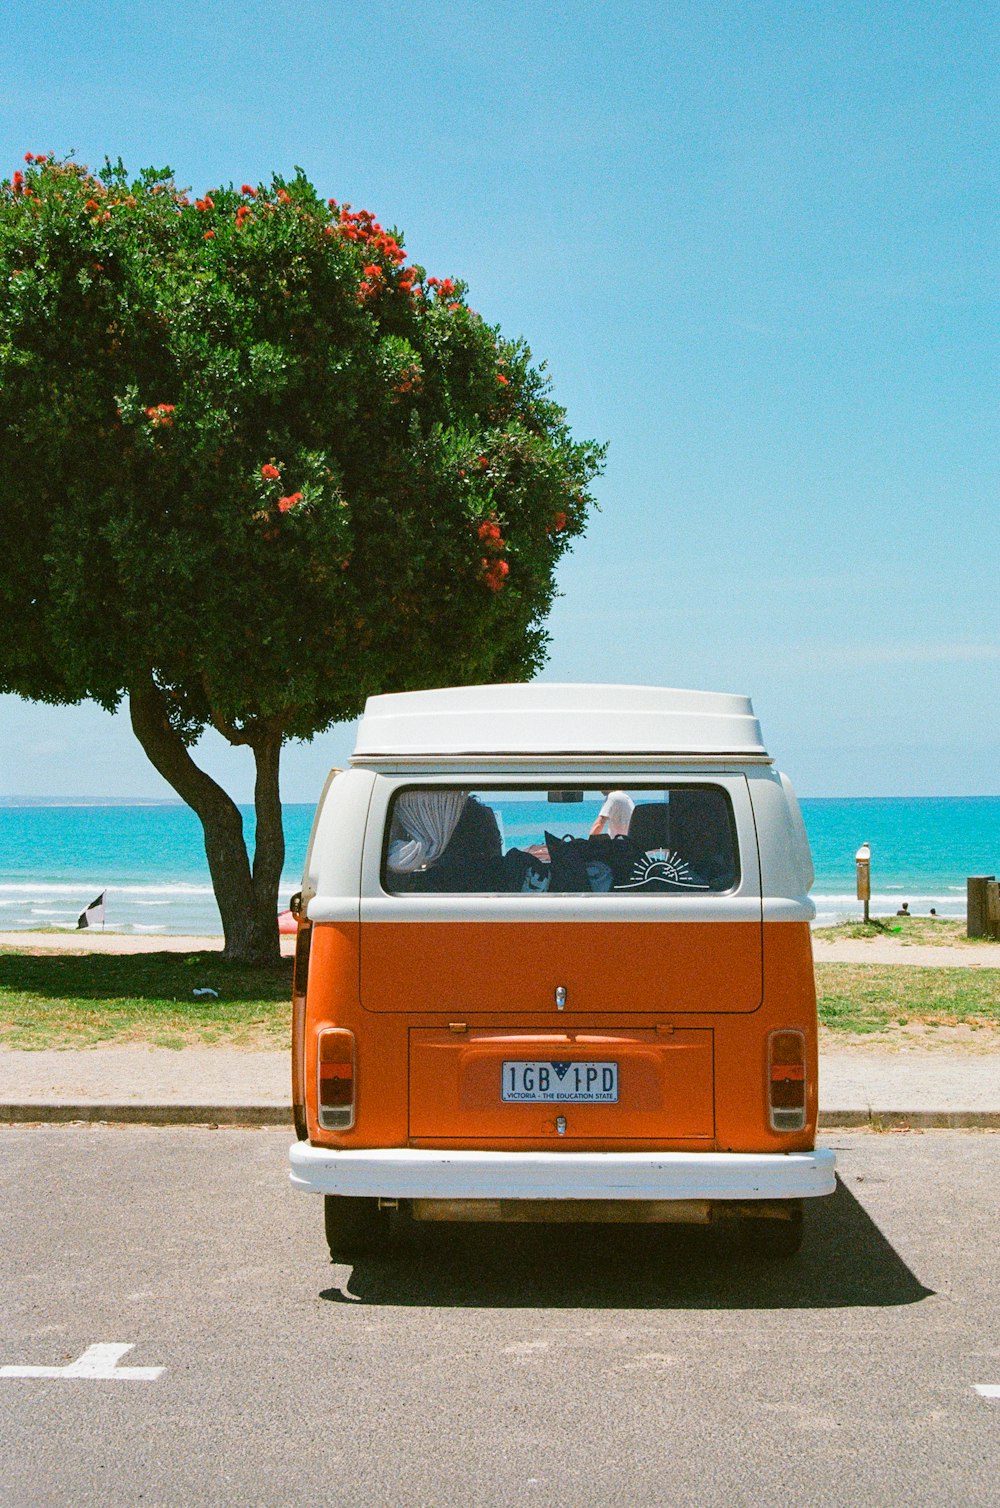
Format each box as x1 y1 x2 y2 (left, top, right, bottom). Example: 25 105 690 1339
556 1116 567 1136
555 986 567 1010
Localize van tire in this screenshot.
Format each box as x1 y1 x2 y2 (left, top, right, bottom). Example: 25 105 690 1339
323 1195 380 1260
740 1201 804 1258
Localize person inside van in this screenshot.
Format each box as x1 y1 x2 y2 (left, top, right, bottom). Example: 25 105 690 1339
589 789 635 839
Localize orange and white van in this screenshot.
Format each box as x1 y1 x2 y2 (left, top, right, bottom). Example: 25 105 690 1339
289 684 835 1258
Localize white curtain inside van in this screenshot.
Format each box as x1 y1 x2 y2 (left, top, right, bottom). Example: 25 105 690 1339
386 791 468 872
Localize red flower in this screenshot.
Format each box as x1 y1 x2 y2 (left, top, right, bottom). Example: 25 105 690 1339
84 198 100 212
24 153 33 163
478 455 489 468
552 510 568 532
204 231 215 240
261 463 281 480
195 194 215 212
496 373 509 386
236 205 252 226
276 188 291 204
277 491 303 513
241 184 257 196
11 171 23 193
363 264 383 279
482 558 510 592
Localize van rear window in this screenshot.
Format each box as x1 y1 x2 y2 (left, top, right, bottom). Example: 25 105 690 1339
382 786 739 895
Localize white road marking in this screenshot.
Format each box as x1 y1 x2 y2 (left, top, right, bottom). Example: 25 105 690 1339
0 1343 163 1380
974 1385 1000 1399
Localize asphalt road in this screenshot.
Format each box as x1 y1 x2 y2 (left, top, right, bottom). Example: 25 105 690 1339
1 1127 998 1507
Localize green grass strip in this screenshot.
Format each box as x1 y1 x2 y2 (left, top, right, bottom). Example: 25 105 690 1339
0 949 292 1049
816 962 1000 1034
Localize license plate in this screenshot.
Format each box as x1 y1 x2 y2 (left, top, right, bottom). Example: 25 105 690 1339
502 1060 619 1103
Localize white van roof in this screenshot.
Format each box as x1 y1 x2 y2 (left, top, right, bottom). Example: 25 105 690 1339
351 684 768 762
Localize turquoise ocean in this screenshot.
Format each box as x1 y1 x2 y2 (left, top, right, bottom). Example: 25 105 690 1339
0 796 998 934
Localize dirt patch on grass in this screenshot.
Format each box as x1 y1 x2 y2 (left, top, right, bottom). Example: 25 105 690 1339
820 1020 1000 1053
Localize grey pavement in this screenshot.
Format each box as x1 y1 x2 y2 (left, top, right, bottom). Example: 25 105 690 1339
1 1043 998 1126
1 1126 998 1506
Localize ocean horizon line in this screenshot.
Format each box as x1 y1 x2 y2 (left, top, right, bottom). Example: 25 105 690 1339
4 792 1000 809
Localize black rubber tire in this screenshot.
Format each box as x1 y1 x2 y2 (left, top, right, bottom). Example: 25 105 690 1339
739 1201 804 1258
323 1195 381 1260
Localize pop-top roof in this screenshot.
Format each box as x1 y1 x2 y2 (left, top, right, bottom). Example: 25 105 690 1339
351 684 768 761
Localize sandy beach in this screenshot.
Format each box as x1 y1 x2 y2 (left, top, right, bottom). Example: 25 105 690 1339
0 931 297 956
3 930 999 967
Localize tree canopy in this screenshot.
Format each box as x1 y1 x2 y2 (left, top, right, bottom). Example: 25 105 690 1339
0 154 605 959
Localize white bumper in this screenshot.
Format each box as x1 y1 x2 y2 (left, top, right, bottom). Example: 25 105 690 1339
288 1144 836 1202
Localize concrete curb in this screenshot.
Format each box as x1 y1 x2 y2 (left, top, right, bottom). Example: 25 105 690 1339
2 1104 999 1129
817 1109 1000 1130
0 1103 292 1127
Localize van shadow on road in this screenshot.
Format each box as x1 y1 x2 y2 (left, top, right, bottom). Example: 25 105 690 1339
320 1178 932 1310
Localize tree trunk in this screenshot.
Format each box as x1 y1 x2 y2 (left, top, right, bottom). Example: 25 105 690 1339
248 726 285 961
128 678 283 965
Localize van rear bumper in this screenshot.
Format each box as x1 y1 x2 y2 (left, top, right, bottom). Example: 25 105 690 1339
289 1145 836 1201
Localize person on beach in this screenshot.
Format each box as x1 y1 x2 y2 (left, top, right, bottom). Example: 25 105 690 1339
896 902 911 916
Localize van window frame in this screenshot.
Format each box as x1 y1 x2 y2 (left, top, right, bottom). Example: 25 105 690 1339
378 781 742 899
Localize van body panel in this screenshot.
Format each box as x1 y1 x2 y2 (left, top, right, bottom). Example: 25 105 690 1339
359 919 762 1015
408 1028 714 1140
303 918 817 1155
302 766 376 915
746 767 815 905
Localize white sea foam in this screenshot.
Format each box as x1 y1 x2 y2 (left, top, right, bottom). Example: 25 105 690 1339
811 891 966 926
0 881 219 896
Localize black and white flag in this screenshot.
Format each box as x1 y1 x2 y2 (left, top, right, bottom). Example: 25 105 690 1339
77 891 107 930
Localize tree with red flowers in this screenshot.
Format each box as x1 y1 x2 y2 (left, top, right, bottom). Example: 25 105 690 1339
0 155 604 962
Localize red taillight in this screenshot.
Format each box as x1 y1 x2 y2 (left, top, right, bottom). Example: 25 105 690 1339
768 1029 806 1132
317 1028 355 1131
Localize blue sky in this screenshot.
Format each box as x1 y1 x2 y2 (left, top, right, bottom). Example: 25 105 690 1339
1 0 997 799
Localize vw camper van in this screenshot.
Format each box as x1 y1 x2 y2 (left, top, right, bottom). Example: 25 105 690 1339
289 684 835 1258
